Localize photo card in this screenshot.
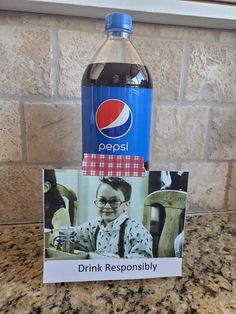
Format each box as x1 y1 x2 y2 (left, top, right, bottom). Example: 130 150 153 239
43 169 188 283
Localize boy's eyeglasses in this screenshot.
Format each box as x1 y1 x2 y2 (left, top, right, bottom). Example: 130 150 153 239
94 199 127 209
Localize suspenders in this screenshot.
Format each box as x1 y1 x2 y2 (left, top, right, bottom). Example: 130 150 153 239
118 218 129 258
94 218 129 258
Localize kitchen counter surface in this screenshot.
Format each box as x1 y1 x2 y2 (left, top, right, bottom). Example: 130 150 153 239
0 212 235 313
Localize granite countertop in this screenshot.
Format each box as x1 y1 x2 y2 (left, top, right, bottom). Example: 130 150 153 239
0 212 235 313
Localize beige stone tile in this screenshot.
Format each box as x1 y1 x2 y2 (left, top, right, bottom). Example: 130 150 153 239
0 101 22 162
160 25 219 41
208 108 236 160
184 42 236 102
132 37 183 100
58 30 105 97
13 13 99 31
228 163 236 210
24 102 82 162
0 12 26 26
94 20 104 33
0 13 35 27
153 106 208 160
150 162 180 171
0 26 52 96
132 22 160 36
0 167 42 224
219 31 236 44
181 162 228 213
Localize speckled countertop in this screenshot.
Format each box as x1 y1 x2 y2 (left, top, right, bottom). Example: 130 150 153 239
0 212 235 314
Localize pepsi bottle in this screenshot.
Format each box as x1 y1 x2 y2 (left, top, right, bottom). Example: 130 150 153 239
82 13 153 169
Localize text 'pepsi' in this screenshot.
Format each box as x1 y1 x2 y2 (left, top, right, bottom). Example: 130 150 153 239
81 13 153 169
99 142 129 153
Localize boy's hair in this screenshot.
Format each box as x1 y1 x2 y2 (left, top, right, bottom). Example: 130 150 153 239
96 177 132 201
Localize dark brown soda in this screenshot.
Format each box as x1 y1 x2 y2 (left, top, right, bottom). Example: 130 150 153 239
82 62 152 89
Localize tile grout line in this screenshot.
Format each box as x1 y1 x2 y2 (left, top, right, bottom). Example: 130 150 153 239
179 40 190 101
18 100 28 163
51 28 60 98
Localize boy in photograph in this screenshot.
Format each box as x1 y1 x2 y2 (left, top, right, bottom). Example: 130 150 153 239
74 177 153 258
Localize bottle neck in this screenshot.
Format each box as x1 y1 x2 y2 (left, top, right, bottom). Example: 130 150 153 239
106 30 130 40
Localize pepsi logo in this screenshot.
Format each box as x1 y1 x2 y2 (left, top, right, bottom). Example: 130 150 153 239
96 99 133 139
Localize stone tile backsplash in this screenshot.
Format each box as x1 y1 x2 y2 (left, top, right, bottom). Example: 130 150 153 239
0 27 52 96
132 37 183 100
24 102 82 162
153 106 209 160
184 42 236 102
208 107 236 160
0 11 235 224
58 30 104 98
0 101 22 162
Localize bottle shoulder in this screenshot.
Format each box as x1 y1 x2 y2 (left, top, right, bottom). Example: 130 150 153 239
91 36 144 65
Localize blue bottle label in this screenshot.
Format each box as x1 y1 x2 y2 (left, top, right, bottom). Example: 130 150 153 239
82 86 152 162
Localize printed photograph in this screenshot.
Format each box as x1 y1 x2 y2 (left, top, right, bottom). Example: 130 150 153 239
44 170 188 261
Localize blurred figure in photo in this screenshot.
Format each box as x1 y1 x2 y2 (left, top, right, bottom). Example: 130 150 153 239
44 170 71 243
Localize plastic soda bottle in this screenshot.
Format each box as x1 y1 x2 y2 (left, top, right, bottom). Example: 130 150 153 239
82 12 153 169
